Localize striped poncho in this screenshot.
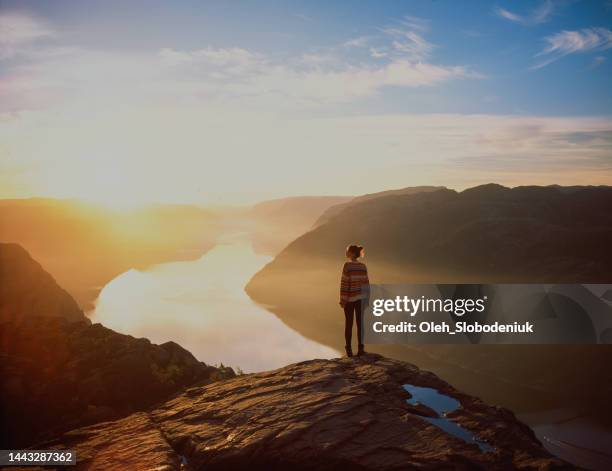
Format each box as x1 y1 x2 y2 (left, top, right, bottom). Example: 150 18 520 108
340 261 370 303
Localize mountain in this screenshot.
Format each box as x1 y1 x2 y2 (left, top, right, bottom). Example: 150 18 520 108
0 243 85 324
42 354 572 470
246 184 612 419
254 184 612 284
313 185 444 227
0 243 234 447
247 195 352 254
0 198 221 310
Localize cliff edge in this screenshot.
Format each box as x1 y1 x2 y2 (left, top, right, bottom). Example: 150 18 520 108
0 243 234 447
45 354 574 470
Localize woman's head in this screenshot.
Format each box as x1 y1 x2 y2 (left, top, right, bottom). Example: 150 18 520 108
346 244 365 260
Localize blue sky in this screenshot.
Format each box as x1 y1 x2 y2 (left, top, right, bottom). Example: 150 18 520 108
0 0 611 204
6 0 610 115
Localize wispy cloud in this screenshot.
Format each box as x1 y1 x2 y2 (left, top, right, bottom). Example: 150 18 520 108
533 27 612 69
380 16 434 61
0 12 56 59
158 46 477 105
1 12 480 112
398 15 430 33
592 55 607 68
343 36 369 48
496 0 555 26
369 47 387 58
159 47 261 73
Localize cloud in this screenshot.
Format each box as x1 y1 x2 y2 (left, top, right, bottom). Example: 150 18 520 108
397 15 430 33
496 0 555 26
343 36 369 48
0 13 480 112
159 47 262 75
369 47 388 58
1 12 610 204
380 16 434 61
2 110 611 203
0 12 56 59
592 55 607 68
533 27 612 69
157 47 478 105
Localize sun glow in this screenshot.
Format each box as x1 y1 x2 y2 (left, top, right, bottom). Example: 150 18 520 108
1 8 611 206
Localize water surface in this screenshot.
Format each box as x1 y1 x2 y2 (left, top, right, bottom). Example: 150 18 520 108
520 410 612 471
404 384 494 453
91 236 337 372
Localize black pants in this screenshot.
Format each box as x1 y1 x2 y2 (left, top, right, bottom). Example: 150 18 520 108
343 300 363 348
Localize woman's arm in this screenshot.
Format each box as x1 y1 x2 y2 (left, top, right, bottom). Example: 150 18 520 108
362 263 370 305
340 263 349 307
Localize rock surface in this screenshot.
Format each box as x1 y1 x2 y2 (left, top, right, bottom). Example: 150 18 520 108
45 354 576 470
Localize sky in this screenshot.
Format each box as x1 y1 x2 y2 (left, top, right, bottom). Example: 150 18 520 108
0 0 611 206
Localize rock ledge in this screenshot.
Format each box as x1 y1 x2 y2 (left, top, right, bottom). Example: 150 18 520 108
46 354 575 470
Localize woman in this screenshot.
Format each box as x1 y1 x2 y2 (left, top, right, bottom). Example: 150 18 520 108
339 244 369 357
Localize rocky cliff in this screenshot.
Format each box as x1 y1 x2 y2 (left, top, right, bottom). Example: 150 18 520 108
0 243 85 324
43 354 574 470
0 243 234 447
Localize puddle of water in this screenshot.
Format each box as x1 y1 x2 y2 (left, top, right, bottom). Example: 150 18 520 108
403 384 494 453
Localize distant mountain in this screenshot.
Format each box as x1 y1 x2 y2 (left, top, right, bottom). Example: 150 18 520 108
256 184 612 284
0 244 234 447
248 195 352 254
314 185 445 227
0 243 85 324
43 355 572 470
0 198 221 310
247 184 612 420
251 195 353 222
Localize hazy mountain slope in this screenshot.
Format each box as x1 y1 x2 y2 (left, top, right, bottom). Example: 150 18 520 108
261 184 612 283
0 244 234 447
246 184 612 418
0 243 85 324
248 195 352 255
314 185 445 227
44 354 573 470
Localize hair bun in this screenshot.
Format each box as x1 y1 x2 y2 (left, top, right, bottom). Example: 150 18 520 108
346 244 364 258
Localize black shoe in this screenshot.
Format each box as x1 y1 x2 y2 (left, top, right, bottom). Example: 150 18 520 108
357 344 366 356
345 345 353 357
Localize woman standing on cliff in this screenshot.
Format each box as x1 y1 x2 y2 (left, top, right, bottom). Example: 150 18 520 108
339 244 369 357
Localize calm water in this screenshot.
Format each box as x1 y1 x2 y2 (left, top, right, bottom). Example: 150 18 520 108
90 235 337 372
519 410 612 471
403 384 494 453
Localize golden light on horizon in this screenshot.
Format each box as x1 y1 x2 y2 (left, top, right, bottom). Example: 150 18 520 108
4 101 612 207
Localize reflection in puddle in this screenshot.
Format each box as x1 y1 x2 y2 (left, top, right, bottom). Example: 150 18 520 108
403 384 494 453
91 237 337 372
